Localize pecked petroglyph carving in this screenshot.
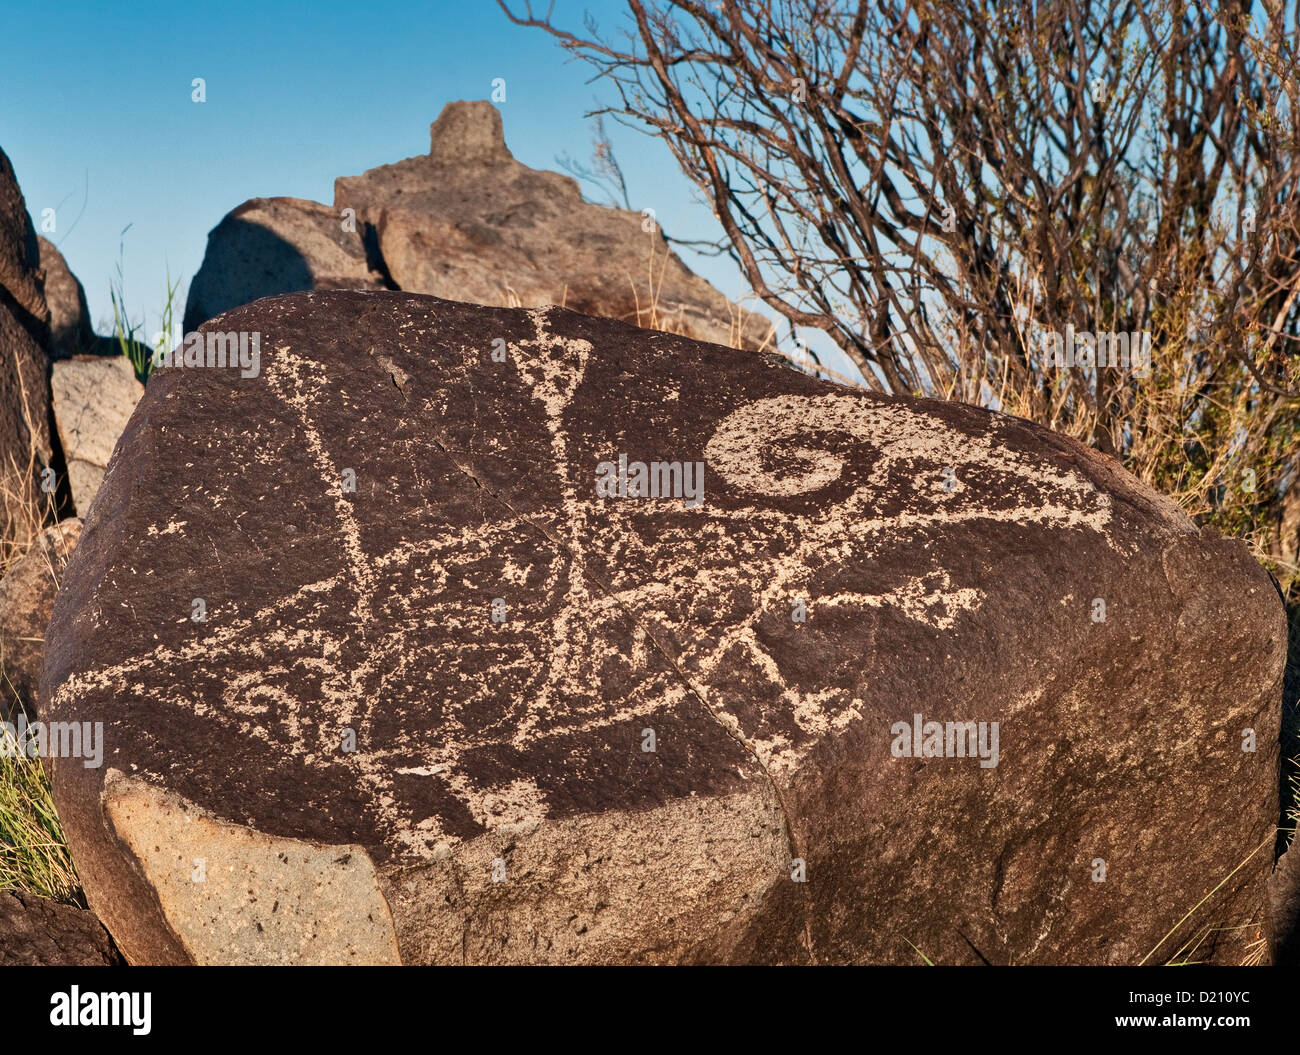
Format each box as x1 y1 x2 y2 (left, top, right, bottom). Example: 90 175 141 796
44 292 1283 965
52 316 1120 850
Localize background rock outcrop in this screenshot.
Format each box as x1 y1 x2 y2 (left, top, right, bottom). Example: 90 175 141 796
183 197 389 333
184 102 771 350
334 101 771 349
0 147 54 547
44 290 1286 965
37 236 97 359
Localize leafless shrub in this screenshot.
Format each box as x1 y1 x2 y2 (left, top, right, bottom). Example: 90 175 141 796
504 0 1300 589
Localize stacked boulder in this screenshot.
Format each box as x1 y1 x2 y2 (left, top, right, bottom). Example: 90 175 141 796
38 235 98 359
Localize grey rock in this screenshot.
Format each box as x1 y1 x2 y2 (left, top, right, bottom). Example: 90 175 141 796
51 357 143 516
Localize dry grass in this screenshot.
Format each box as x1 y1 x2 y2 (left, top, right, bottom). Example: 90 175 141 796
0 747 81 905
626 231 782 354
0 349 81 905
0 341 59 576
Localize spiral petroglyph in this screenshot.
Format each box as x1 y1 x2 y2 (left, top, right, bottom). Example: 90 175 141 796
705 393 1117 538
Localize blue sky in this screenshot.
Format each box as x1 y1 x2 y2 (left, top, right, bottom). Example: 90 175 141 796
2 0 840 371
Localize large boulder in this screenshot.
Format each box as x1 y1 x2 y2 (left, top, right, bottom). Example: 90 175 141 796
334 101 770 350
183 197 388 332
0 147 54 546
36 236 97 358
43 291 1285 965
0 518 80 721
51 357 144 516
0 889 122 965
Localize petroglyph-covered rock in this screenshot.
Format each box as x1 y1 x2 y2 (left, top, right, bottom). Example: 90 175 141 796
43 290 1286 964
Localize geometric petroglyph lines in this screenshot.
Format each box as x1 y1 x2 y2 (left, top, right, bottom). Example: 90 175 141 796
265 346 378 626
52 513 547 857
705 393 1117 631
496 309 604 749
688 393 1119 773
509 307 591 495
812 568 984 632
51 491 692 862
704 397 1118 645
54 331 1120 868
448 312 814 955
